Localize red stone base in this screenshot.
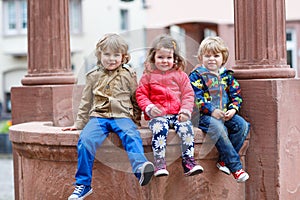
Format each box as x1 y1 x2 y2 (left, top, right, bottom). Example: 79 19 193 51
239 78 300 200
11 85 83 127
10 122 249 200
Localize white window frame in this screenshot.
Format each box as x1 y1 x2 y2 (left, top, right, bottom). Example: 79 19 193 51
3 0 27 36
3 0 82 36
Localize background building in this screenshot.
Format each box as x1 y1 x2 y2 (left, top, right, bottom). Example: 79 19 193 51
0 0 299 119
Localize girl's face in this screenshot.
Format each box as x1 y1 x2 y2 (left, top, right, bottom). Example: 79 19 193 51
154 47 174 72
200 51 223 73
100 48 123 71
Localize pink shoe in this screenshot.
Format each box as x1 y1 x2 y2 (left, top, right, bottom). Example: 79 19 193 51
182 157 204 176
154 158 169 177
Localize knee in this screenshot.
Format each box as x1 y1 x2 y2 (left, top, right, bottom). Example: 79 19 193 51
207 130 227 142
230 118 249 135
123 130 142 143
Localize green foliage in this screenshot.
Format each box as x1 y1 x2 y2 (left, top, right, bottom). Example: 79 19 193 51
0 120 12 134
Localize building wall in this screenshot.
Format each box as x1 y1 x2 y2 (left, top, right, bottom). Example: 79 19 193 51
0 0 147 117
1 0 300 117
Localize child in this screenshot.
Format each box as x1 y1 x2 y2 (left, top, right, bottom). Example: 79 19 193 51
189 36 250 182
63 33 154 200
136 34 203 177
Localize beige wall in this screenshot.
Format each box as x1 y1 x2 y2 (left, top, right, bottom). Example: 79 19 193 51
145 0 234 28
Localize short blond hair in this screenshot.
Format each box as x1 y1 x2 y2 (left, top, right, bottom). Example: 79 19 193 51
197 36 229 65
95 33 131 65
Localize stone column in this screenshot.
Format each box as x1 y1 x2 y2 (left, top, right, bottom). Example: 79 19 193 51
11 0 78 127
233 0 295 79
233 0 300 200
22 0 76 85
10 1 80 199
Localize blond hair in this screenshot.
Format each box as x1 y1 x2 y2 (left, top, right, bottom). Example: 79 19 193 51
95 33 131 65
145 34 186 72
197 36 229 65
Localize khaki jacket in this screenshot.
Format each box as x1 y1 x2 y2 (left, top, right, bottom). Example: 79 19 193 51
75 64 141 129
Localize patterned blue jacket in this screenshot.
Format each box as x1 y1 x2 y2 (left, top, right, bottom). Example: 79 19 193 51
189 65 242 116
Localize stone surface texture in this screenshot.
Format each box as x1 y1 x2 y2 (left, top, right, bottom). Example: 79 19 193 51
10 122 249 200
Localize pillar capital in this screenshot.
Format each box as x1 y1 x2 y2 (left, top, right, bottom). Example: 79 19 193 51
233 0 295 79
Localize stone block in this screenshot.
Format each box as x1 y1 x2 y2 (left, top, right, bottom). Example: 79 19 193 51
10 121 249 200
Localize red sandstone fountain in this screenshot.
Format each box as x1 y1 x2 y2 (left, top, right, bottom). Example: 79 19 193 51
9 0 300 199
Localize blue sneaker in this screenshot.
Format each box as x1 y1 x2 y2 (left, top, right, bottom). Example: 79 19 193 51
138 161 154 186
68 184 93 200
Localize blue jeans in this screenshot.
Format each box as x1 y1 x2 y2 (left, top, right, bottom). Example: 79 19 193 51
198 114 250 172
149 115 195 159
75 117 148 186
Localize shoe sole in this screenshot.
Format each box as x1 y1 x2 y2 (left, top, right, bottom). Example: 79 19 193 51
139 162 154 186
184 166 204 176
155 173 169 177
154 169 169 177
237 173 249 183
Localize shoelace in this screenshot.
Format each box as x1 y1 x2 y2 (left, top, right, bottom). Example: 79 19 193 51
73 185 84 194
189 158 196 165
184 157 196 169
233 169 244 178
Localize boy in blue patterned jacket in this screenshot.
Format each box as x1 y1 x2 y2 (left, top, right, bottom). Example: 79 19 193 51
189 36 250 183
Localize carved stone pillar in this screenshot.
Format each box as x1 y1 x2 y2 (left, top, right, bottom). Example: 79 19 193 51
233 0 295 79
233 0 300 200
22 0 76 85
11 1 79 199
11 0 77 127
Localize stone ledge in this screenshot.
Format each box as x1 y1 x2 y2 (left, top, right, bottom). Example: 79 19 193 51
9 121 249 200
9 121 249 161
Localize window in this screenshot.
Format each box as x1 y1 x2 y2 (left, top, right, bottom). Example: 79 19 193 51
120 9 129 31
3 0 27 35
286 29 297 76
142 0 149 9
204 28 217 37
5 92 11 113
170 25 186 58
69 0 82 34
3 0 82 35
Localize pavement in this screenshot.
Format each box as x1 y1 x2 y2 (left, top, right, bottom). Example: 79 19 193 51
0 154 14 200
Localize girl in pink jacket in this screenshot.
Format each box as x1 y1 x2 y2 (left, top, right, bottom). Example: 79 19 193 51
136 34 203 177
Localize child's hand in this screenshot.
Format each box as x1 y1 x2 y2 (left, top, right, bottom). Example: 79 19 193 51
224 109 236 121
211 109 225 120
150 106 163 117
178 113 189 122
62 126 77 131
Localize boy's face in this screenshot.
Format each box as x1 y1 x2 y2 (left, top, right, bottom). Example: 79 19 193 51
200 51 223 73
100 48 123 71
154 47 174 72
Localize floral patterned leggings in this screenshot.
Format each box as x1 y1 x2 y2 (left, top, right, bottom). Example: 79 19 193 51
148 115 195 160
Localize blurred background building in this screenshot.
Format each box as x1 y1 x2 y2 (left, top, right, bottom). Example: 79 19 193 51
0 0 299 120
